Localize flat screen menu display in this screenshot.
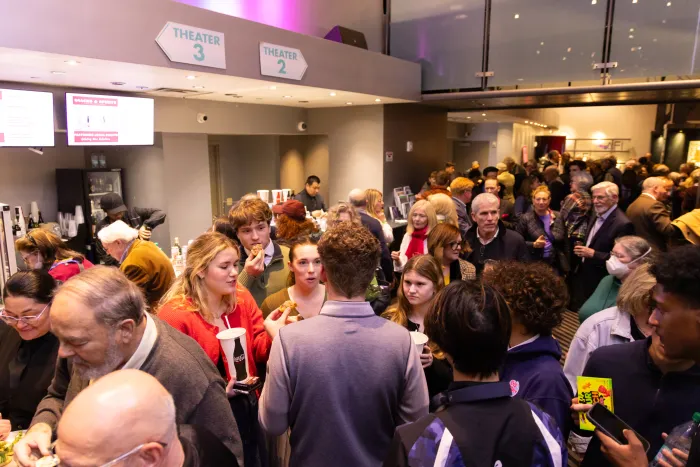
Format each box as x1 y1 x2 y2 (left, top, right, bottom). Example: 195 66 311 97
0 89 55 147
66 93 154 146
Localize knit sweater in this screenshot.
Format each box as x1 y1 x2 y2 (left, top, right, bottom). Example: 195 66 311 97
120 239 175 310
238 242 290 307
31 316 243 465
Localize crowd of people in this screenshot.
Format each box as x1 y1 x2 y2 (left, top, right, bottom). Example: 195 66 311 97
1 154 700 467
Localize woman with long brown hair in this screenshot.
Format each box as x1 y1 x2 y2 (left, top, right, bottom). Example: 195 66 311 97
158 231 272 467
382 255 450 397
427 223 476 284
15 229 93 282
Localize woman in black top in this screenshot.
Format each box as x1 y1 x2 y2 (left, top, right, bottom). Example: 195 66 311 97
382 255 451 398
0 270 58 434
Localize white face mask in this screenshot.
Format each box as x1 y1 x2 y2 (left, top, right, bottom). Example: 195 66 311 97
605 248 652 279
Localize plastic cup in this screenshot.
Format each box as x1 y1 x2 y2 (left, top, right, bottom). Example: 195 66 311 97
257 190 270 203
216 327 249 380
272 190 283 204
410 331 429 354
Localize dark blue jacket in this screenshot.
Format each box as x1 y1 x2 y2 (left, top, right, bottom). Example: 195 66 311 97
581 338 700 467
501 335 574 440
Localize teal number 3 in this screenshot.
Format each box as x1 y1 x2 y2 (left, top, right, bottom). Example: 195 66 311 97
278 59 287 74
193 44 205 62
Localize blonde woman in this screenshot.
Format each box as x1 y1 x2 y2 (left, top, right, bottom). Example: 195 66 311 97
427 193 459 227
391 200 438 272
365 188 394 243
158 231 272 467
382 255 449 397
326 202 362 229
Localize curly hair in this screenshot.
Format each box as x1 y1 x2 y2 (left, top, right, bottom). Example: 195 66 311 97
650 245 700 309
275 214 319 243
318 223 380 299
427 193 459 227
482 261 567 335
326 203 362 229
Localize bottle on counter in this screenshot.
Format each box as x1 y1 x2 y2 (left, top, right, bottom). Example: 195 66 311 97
173 237 182 255
38 211 44 224
650 412 700 466
27 216 36 231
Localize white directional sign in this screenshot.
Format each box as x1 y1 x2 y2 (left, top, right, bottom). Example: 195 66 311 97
259 42 307 81
156 22 226 69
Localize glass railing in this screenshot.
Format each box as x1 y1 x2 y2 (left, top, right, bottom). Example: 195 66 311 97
389 0 700 92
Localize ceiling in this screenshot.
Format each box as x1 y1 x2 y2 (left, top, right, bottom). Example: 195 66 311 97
448 110 557 129
0 47 410 108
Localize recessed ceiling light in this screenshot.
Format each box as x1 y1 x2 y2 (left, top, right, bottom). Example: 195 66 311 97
666 1 671 6
375 98 382 102
135 86 149 90
346 102 353 105
51 71 66 75
186 75 197 80
562 56 567 61
193 85 204 89
269 86 277 90
329 92 337 97
449 4 462 10
632 0 637 3
517 78 524 81
567 47 572 52
662 19 666 23
482 113 486 116
653 38 658 42
630 28 635 32
64 60 79 66
536 50 541 55
629 34 634 39
525 121 529 123
591 0 597 4
467 116 471 119
540 42 545 46
514 13 520 19
111 81 126 85
283 95 292 98
544 125 548 128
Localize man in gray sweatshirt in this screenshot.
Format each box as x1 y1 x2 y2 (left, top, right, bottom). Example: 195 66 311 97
259 223 429 467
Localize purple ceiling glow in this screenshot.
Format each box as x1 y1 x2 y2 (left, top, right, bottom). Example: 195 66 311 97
176 0 299 31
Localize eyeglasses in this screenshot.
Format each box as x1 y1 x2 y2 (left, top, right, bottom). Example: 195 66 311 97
0 302 50 325
21 250 40 266
446 241 462 250
40 441 168 467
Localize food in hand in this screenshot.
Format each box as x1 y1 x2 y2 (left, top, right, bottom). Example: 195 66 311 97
280 300 298 314
250 244 263 258
0 430 24 465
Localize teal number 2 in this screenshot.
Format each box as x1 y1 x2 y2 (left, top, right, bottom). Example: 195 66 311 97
193 44 205 62
277 59 287 74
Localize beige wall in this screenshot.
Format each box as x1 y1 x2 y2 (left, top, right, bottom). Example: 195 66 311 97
0 135 85 223
162 133 212 244
279 136 330 202
308 106 384 205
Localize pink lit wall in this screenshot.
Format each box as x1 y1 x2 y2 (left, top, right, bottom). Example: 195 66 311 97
174 0 384 52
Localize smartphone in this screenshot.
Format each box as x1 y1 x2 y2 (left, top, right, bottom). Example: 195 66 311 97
587 404 650 453
233 376 263 394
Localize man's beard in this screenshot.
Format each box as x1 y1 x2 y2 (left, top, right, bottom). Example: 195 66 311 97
73 340 125 381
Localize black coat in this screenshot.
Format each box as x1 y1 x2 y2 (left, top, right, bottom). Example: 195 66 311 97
516 210 569 273
548 178 568 211
464 220 528 274
570 207 634 311
359 211 393 281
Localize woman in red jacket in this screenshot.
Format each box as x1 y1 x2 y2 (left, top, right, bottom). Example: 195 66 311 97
15 230 93 283
158 231 271 467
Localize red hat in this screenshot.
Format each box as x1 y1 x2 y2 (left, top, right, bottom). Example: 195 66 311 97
272 200 306 221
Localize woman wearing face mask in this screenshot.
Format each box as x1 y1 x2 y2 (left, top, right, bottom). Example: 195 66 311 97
15 230 93 282
158 231 273 467
578 235 653 324
382 255 450 397
427 223 476 285
0 270 58 436
261 236 326 320
516 186 568 275
391 200 438 272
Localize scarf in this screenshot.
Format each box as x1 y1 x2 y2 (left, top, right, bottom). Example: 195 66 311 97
405 226 429 259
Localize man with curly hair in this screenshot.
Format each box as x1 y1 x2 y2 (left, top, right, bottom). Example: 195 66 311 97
258 223 428 467
483 261 573 439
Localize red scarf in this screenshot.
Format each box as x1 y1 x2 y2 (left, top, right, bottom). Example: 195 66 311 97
405 226 429 259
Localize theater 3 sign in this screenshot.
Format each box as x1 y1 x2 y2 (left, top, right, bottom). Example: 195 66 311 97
260 42 308 81
156 22 226 69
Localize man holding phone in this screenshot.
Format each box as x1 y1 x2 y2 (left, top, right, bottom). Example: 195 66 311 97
583 245 700 467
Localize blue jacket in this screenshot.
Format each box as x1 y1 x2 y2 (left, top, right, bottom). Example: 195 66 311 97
501 335 574 440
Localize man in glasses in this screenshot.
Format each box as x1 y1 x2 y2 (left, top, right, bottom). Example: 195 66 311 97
12 267 243 467
45 369 238 467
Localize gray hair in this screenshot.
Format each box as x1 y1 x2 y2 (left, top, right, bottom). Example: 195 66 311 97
572 172 594 192
347 189 367 208
615 235 653 263
97 220 139 244
642 176 666 191
591 181 619 198
56 265 146 327
471 193 500 214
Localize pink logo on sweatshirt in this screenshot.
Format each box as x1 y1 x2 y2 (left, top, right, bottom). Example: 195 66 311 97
509 380 520 396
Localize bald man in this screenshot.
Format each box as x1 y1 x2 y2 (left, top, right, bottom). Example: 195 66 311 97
626 176 674 251
52 369 238 467
348 189 393 280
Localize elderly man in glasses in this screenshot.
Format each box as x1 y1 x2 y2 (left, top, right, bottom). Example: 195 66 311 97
35 369 237 467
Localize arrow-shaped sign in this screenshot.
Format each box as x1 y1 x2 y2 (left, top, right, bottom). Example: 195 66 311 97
156 22 226 70
260 42 308 81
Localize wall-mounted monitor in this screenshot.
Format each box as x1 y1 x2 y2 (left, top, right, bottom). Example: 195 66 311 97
0 89 55 147
66 93 154 146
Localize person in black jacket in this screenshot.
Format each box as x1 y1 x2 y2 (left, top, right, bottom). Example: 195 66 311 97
0 271 58 434
464 193 527 275
544 165 568 210
348 189 393 282
569 182 634 311
95 192 166 266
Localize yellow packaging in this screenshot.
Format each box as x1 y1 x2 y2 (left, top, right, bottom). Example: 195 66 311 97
577 376 614 432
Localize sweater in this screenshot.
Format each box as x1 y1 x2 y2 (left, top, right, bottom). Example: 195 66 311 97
48 258 94 283
500 335 574 440
238 242 290 307
120 239 175 310
31 316 243 465
259 301 429 467
578 275 620 324
158 287 272 381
